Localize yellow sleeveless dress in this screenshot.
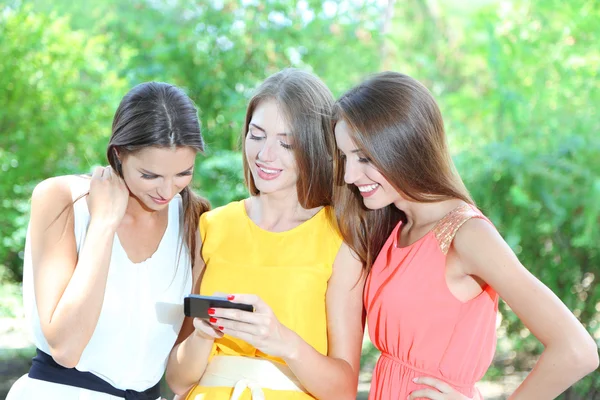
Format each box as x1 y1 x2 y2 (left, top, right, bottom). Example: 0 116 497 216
185 200 342 400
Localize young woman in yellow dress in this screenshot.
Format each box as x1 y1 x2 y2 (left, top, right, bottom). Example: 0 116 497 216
165 68 365 400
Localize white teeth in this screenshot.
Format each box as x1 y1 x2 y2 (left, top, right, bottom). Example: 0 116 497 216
259 167 280 174
358 184 378 192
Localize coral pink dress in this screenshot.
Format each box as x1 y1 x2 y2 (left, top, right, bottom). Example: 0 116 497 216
365 204 498 399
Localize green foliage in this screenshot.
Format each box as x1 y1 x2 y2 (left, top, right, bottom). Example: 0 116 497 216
382 0 600 395
196 150 247 206
1 0 599 396
0 5 128 280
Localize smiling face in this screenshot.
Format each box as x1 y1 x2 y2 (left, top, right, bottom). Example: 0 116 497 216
334 119 403 210
244 99 298 197
118 146 197 210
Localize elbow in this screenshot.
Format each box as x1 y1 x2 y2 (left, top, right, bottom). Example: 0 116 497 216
165 368 194 397
49 345 82 369
564 336 599 376
167 380 193 398
578 340 599 374
328 376 358 400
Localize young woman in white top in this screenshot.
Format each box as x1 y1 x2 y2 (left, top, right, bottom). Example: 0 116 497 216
7 81 210 400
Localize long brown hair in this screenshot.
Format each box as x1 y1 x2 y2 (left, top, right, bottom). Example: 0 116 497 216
333 72 473 271
107 82 210 268
242 68 335 208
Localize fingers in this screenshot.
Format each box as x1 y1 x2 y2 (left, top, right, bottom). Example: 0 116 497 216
408 388 444 399
210 314 270 337
227 294 267 312
210 307 258 323
91 166 115 180
413 377 452 394
192 317 223 340
92 166 104 179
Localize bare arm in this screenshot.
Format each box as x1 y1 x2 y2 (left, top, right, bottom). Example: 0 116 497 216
214 243 365 400
457 219 599 399
166 237 220 395
31 169 128 367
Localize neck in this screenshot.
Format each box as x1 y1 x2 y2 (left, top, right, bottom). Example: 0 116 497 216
124 193 164 222
394 198 466 230
247 190 320 232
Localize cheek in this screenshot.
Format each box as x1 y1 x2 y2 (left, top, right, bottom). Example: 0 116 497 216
127 177 155 192
176 175 193 188
281 151 297 171
245 138 257 159
365 167 391 188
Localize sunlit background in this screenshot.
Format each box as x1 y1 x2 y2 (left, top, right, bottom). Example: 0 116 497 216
1 0 598 398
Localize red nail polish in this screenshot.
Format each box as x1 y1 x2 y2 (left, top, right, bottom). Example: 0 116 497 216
209 317 217 323
227 295 235 300
218 326 224 330
207 308 215 315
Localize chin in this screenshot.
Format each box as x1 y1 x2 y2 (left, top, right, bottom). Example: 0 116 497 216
363 199 389 211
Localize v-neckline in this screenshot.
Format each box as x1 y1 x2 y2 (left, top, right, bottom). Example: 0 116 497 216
115 201 172 265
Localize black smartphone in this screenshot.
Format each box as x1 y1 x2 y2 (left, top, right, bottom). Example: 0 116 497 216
184 294 254 319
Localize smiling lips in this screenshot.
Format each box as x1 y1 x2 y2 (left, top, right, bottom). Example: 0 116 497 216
150 195 169 205
357 183 379 197
256 163 283 180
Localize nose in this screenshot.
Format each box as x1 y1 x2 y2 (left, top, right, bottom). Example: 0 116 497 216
157 178 174 199
343 159 361 185
257 138 277 162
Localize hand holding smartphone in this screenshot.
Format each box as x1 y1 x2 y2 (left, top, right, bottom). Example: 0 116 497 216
184 294 254 319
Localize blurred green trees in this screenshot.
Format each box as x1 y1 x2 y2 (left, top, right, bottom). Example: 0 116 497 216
1 0 598 397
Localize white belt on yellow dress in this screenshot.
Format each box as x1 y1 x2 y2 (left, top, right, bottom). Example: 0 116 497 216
198 355 308 400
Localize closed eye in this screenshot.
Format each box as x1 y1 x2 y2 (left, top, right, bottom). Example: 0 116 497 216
248 130 265 140
141 171 192 179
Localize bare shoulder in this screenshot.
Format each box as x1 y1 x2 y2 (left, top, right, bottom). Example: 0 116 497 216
31 175 90 222
453 217 500 246
451 216 514 275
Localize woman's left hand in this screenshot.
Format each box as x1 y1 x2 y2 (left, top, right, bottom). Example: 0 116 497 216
208 294 297 359
408 377 474 400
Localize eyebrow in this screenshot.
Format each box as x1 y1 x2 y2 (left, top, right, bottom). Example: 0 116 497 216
139 166 194 176
249 122 290 137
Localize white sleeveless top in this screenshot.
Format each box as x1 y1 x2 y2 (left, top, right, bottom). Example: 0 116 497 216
22 177 193 391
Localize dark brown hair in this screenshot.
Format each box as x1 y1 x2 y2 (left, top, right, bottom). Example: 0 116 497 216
242 68 335 208
107 82 210 267
333 72 473 271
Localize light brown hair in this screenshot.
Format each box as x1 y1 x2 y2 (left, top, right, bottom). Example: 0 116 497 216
242 68 335 208
333 72 474 270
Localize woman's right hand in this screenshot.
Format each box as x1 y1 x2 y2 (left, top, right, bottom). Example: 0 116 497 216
192 317 224 340
192 291 226 341
88 166 129 229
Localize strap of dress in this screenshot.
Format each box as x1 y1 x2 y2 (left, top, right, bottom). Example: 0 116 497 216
433 204 485 255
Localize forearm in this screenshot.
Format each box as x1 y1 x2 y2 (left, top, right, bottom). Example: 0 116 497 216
166 332 215 395
508 344 598 399
45 220 116 363
283 332 358 400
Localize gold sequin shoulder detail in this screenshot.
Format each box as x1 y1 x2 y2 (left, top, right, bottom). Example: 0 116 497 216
433 204 482 255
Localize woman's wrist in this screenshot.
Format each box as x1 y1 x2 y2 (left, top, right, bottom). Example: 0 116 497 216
281 327 303 361
193 329 216 343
